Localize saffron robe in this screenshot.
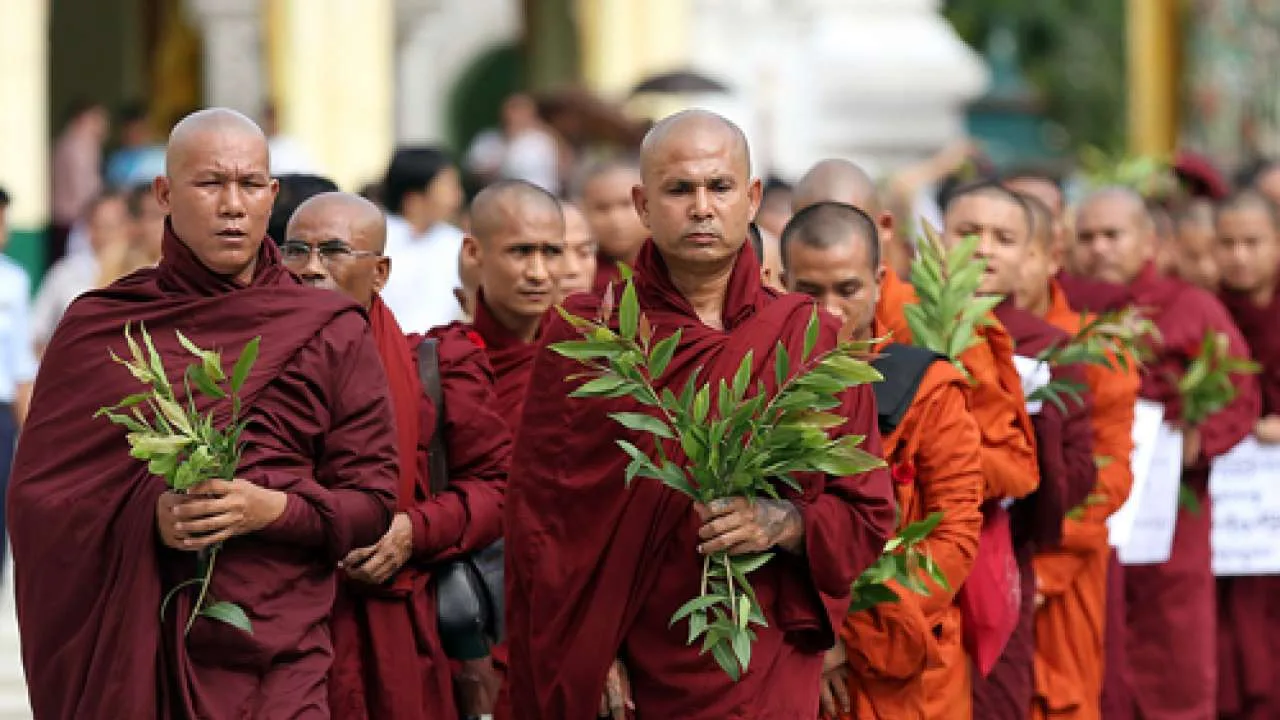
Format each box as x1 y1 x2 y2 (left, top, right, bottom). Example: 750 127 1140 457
9 224 398 719
838 332 984 720
1216 284 1280 720
329 298 511 720
1032 281 1139 720
1123 263 1259 720
975 301 1096 720
504 240 897 719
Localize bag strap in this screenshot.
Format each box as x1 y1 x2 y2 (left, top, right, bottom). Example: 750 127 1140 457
416 338 450 496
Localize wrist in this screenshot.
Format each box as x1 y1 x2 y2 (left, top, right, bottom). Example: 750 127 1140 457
256 487 289 531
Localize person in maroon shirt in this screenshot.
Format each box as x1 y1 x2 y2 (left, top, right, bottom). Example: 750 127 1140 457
504 109 896 719
1213 190 1280 720
9 108 399 719
575 159 647 292
282 192 512 720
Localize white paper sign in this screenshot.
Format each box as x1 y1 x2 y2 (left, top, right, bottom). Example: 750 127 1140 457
1012 355 1051 415
1210 437 1280 575
1109 399 1183 565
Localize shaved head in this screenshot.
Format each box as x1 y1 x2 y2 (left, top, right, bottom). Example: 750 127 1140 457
780 202 884 340
780 201 880 270
166 108 267 173
282 191 389 308
1074 186 1157 284
288 192 386 252
470 179 565 246
792 159 879 215
1078 186 1152 231
639 109 751 180
1215 189 1280 295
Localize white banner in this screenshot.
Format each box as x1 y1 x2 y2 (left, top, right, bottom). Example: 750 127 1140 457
1211 437 1280 575
1109 399 1183 565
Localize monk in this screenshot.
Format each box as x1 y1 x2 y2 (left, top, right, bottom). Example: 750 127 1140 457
8 108 399 719
280 192 512 720
782 202 984 720
793 159 912 281
1212 190 1280 720
748 222 785 292
576 159 647 291
1170 200 1220 292
943 182 1095 719
558 200 598 299
1016 194 1139 720
504 109 897 719
1075 187 1260 720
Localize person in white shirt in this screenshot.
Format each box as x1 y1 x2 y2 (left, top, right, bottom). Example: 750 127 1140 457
378 147 467 333
464 94 562 195
0 186 39 575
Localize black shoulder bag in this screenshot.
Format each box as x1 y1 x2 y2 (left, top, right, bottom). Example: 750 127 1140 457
417 339 506 661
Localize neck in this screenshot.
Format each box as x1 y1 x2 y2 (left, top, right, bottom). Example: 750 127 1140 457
669 261 733 331
403 209 437 236
489 301 540 344
1250 279 1277 307
233 257 257 286
1021 285 1051 318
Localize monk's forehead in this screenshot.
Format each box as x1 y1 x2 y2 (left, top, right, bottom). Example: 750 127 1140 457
1079 193 1147 228
947 191 1027 229
478 196 564 243
288 197 386 250
168 127 269 175
642 122 748 179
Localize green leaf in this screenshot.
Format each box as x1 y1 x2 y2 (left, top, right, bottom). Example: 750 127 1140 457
687 610 708 644
692 385 711 424
569 375 636 399
802 308 820 362
155 395 194 436
230 336 260 395
189 365 227 400
731 622 753 670
774 343 790 389
619 281 640 341
1179 482 1202 514
732 351 754 402
608 411 675 440
648 331 681 379
729 552 774 577
127 432 192 458
198 601 254 634
96 409 149 433
139 324 171 394
671 594 726 623
849 582 901 613
710 641 742 682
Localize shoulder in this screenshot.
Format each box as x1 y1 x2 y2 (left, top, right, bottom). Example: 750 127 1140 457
425 322 491 370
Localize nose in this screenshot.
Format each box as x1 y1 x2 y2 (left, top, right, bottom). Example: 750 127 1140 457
299 247 329 280
691 187 713 220
823 295 846 320
526 252 551 284
974 231 996 260
219 182 247 218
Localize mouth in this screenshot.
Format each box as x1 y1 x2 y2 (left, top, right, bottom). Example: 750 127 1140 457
517 289 551 301
216 228 248 241
684 231 720 245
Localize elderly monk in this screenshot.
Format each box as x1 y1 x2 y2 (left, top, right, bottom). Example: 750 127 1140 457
793 159 912 283
9 108 398 719
281 192 512 720
782 202 984 720
1075 187 1260 720
576 159 647 291
943 182 1096 719
1015 194 1139 720
1213 190 1280 720
504 109 896 719
558 200 598 300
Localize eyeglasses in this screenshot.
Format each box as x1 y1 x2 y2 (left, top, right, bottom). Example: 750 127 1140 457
279 241 381 266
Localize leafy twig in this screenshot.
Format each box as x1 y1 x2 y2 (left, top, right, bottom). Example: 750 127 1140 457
903 227 1001 380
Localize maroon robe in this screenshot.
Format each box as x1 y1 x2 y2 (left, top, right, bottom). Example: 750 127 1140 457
467 291 538 419
592 253 625 295
1122 263 1259 720
1055 271 1131 314
503 239 896 719
329 298 511 720
1216 284 1280 720
974 302 1097 719
8 223 398 720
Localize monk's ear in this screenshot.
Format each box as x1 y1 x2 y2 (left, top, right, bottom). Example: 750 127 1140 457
154 176 171 215
462 234 481 266
373 256 391 294
632 184 650 230
746 177 763 222
268 177 281 202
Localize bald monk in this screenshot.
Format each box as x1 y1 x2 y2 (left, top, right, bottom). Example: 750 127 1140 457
1015 194 1139 720
576 159 647 291
782 202 983 720
748 222 785 292
943 182 1096 719
281 192 512 719
793 158 913 282
558 200 598 299
504 109 896 719
9 109 398 719
1075 187 1260 720
1212 190 1280 720
1169 201 1221 292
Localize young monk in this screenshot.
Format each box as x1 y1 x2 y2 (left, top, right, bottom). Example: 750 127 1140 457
1213 190 1280 720
1075 187 1260 720
9 109 399 719
504 109 897 719
559 200 598 300
282 192 512 720
782 202 984 720
943 183 1096 720
1170 200 1221 292
575 159 647 291
1016 194 1139 720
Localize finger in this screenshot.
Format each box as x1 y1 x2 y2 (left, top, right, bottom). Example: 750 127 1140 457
182 526 237 550
176 512 242 538
697 512 748 541
819 680 836 718
345 565 376 584
833 676 852 714
186 479 235 498
343 546 376 568
174 497 236 520
698 525 765 556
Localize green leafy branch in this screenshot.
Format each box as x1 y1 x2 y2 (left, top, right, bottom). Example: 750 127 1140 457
904 227 1001 381
1030 307 1159 416
848 511 950 613
1079 146 1175 199
96 322 259 636
550 268 887 681
1178 330 1259 428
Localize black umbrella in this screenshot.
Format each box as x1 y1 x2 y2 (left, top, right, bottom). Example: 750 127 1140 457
629 70 729 97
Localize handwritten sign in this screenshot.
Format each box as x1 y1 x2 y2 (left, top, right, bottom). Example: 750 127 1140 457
1211 438 1280 575
1109 399 1183 565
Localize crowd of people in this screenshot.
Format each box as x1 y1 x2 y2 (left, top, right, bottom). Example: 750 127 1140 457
0 99 1277 720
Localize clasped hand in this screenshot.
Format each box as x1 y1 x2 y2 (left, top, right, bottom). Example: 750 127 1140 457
694 497 804 556
156 479 287 551
341 513 414 585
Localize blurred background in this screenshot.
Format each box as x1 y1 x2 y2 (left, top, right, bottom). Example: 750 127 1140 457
0 0 1271 285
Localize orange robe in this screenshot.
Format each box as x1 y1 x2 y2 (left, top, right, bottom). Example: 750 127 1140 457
1032 281 1139 720
837 333 985 719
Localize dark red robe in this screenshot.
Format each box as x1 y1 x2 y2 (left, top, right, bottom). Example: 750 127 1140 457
8 223 398 720
1054 271 1131 314
329 297 511 720
1122 263 1259 720
504 239 896 719
468 291 538 420
592 253 625 295
974 301 1097 719
1216 284 1280 720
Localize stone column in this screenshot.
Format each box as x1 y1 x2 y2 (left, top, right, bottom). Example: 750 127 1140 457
0 0 50 232
185 0 265 115
1127 0 1178 156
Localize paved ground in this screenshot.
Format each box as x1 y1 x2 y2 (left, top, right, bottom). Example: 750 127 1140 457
0 564 32 719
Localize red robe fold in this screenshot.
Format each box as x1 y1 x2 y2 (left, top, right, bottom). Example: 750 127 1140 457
9 223 399 720
1054 271 1131 314
467 290 538 419
1121 263 1260 720
329 298 511 720
1216 284 1280 720
505 239 897 719
975 301 1096 720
